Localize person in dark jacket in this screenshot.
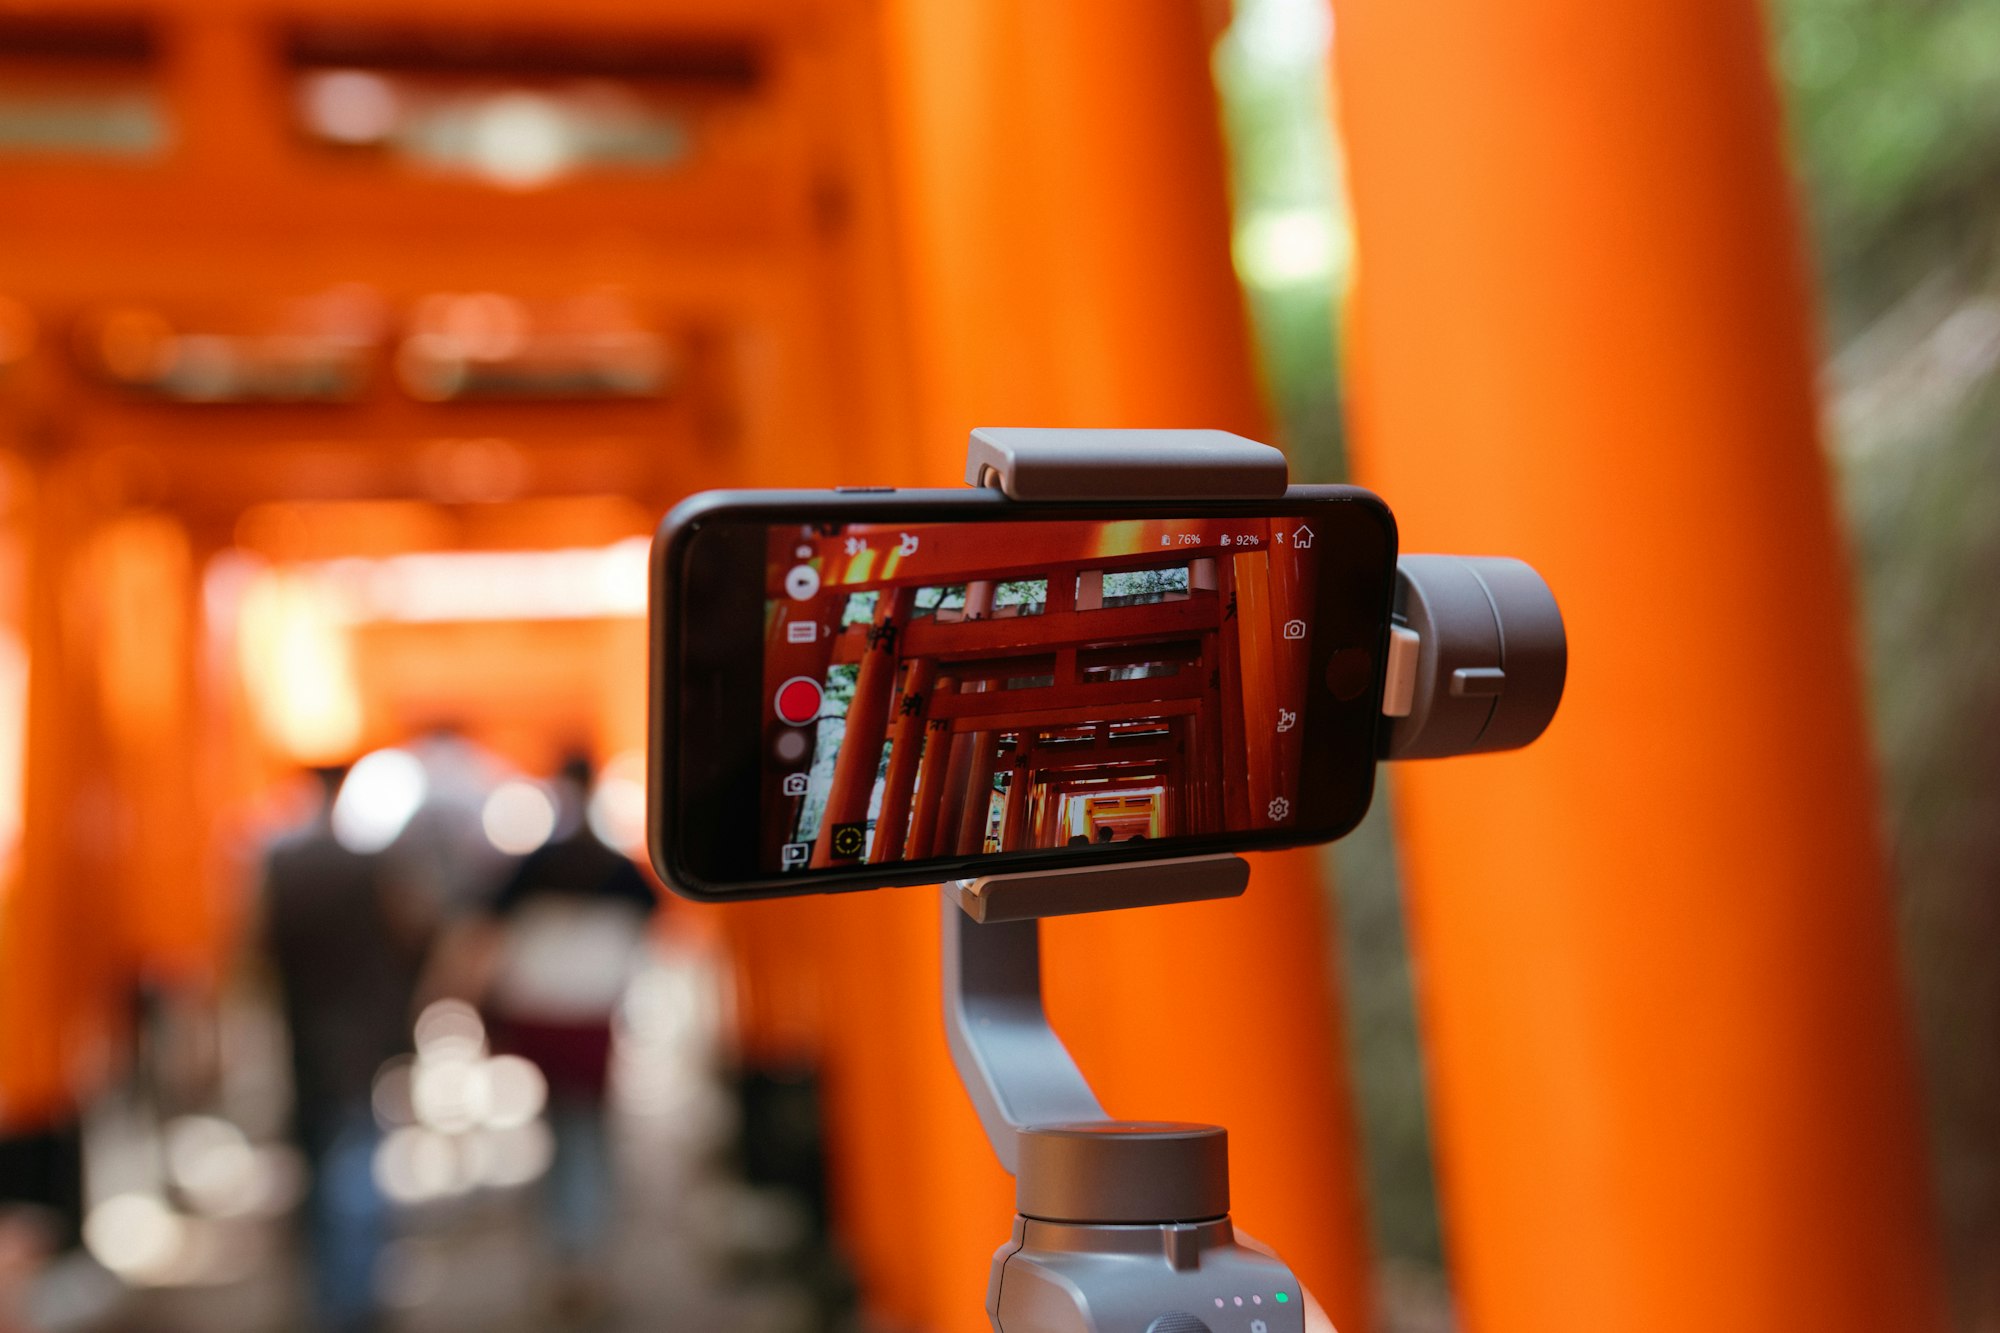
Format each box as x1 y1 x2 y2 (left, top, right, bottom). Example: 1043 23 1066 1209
262 765 426 1333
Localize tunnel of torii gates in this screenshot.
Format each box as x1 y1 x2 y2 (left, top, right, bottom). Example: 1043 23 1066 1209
763 516 1318 872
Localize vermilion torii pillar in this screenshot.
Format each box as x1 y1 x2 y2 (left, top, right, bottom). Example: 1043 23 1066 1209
901 678 957 860
1332 1 1950 1328
999 744 1034 849
827 7 1380 1330
953 729 1000 855
944 572 992 852
871 658 936 864
812 587 915 867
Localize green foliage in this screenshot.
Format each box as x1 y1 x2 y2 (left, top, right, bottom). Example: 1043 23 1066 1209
913 584 966 614
1780 0 2000 329
1776 1 2000 1321
842 591 879 627
993 578 1047 609
820 663 858 716
1214 0 1350 484
1101 567 1190 600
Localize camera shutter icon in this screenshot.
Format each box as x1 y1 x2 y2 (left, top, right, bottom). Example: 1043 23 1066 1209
1282 619 1307 640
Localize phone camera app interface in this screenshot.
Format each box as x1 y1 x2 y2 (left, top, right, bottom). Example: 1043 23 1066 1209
761 516 1324 872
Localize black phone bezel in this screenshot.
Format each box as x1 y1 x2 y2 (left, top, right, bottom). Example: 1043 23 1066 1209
649 485 1398 901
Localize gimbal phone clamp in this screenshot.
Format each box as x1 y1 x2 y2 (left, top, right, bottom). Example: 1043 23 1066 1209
940 428 1565 1333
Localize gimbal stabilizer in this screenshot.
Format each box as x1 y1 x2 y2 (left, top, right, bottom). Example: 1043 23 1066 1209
943 428 1566 1333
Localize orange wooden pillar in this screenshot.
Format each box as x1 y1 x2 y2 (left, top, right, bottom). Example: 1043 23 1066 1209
953 731 999 855
859 3 1378 1330
0 454 215 1134
902 675 958 860
871 658 935 863
999 746 1032 852
0 456 96 1134
1330 3 1949 1329
812 587 913 867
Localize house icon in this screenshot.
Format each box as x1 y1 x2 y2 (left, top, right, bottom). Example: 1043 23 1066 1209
1292 524 1314 548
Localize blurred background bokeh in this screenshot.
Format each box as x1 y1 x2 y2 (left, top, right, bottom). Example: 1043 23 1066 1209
0 1 1990 1331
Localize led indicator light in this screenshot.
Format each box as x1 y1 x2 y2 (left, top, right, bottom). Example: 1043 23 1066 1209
1275 1292 1290 1303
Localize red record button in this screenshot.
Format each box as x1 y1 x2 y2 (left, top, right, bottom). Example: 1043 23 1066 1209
774 676 823 726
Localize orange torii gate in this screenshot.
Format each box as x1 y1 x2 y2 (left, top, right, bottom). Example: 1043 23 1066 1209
1332 0 1950 1328
824 7 1380 1327
772 516 1313 870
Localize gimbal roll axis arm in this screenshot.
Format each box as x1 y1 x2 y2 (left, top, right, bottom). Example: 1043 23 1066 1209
944 429 1565 1333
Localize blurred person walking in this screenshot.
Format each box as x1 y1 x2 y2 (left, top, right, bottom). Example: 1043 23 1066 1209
0 1207 51 1333
0 1124 79 1271
394 724 515 920
261 765 428 1333
437 754 657 1320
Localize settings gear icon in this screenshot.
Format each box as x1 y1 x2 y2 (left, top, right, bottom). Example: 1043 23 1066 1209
1266 796 1291 821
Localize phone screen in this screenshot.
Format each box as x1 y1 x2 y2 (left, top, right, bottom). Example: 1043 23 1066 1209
655 489 1395 898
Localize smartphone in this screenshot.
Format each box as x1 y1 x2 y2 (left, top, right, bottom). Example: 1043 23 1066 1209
649 486 1398 900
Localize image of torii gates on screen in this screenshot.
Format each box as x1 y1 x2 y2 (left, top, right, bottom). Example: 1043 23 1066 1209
760 514 1322 873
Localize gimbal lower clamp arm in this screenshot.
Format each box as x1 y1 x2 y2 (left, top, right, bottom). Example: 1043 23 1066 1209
940 904 1103 1178
941 854 1252 1174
